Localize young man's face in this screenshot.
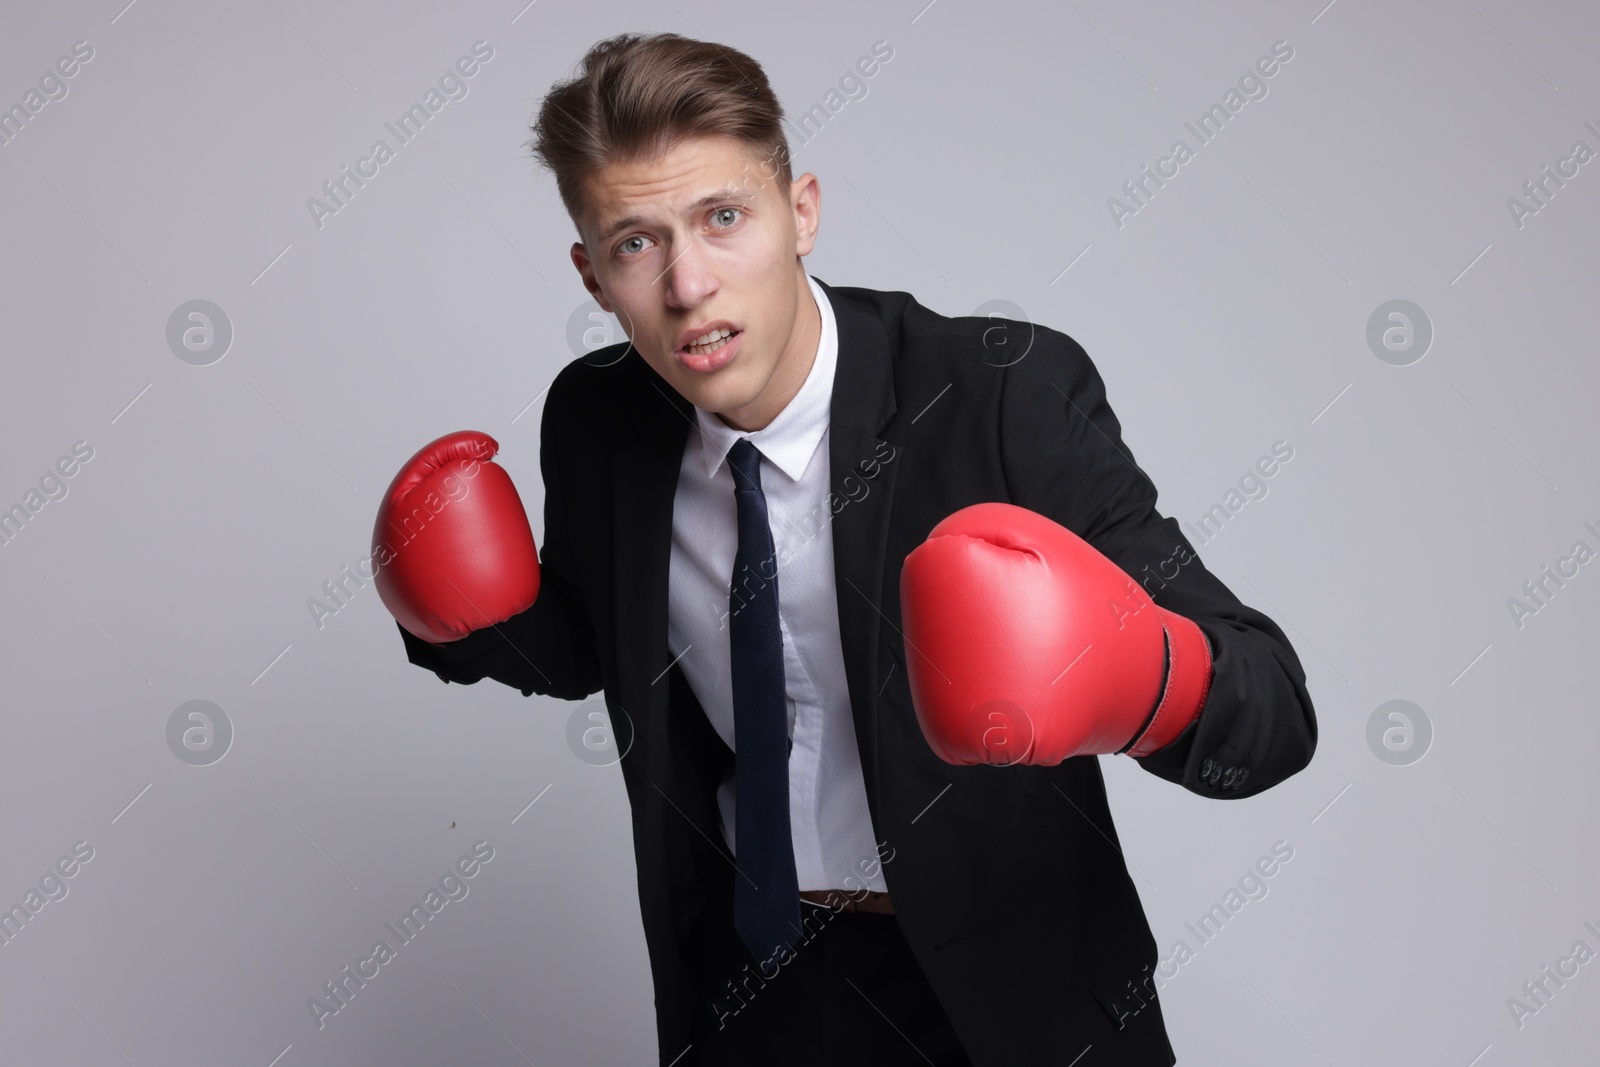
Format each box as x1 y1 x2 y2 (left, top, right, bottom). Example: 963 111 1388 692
570 134 821 433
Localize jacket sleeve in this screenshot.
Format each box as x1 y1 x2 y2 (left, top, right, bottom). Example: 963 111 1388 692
997 329 1316 798
394 374 603 702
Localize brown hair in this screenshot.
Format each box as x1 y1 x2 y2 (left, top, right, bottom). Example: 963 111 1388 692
526 32 793 230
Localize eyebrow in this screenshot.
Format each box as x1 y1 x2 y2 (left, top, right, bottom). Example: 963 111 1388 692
596 191 751 246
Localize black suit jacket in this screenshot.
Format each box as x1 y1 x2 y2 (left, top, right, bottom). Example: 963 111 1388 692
397 277 1317 1066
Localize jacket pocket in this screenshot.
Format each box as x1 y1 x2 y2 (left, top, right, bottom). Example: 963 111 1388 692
1084 912 1159 1031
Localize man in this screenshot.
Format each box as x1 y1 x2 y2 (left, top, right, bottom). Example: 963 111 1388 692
372 31 1316 1067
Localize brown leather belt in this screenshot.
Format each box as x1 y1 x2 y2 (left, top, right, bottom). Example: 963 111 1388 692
799 888 894 915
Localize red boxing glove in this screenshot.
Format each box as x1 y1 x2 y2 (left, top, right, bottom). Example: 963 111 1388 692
899 502 1212 765
372 430 541 644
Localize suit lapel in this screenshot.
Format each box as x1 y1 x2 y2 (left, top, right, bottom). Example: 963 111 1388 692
816 278 900 808
612 372 697 776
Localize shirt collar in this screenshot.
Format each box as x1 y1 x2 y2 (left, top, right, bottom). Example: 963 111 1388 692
695 273 837 483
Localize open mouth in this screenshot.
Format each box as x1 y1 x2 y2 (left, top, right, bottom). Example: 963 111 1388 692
675 328 743 373
679 328 740 358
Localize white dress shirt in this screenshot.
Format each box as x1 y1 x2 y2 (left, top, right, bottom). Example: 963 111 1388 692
666 274 888 893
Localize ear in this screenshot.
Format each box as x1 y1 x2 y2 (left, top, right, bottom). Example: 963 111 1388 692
790 172 820 257
570 242 613 312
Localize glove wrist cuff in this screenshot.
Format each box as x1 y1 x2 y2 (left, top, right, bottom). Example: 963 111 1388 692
1125 610 1214 758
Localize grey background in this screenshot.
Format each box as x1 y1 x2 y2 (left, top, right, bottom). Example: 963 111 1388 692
2 0 1596 1063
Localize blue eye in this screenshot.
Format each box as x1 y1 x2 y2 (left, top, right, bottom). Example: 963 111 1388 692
619 236 646 255
712 207 743 227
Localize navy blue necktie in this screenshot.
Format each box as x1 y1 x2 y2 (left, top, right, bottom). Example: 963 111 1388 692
726 438 801 968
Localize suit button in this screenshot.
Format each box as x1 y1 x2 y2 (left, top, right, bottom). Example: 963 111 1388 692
1204 764 1250 790
855 461 880 480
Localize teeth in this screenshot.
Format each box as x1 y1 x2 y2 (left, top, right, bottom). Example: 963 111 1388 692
687 328 732 350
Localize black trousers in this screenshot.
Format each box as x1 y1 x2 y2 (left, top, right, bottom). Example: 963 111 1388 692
688 871 973 1066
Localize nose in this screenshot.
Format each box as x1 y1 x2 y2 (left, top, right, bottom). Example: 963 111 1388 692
659 240 718 309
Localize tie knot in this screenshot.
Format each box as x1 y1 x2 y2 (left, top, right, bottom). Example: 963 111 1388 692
728 438 763 493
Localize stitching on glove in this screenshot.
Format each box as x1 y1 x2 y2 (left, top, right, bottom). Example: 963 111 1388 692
1117 626 1171 755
